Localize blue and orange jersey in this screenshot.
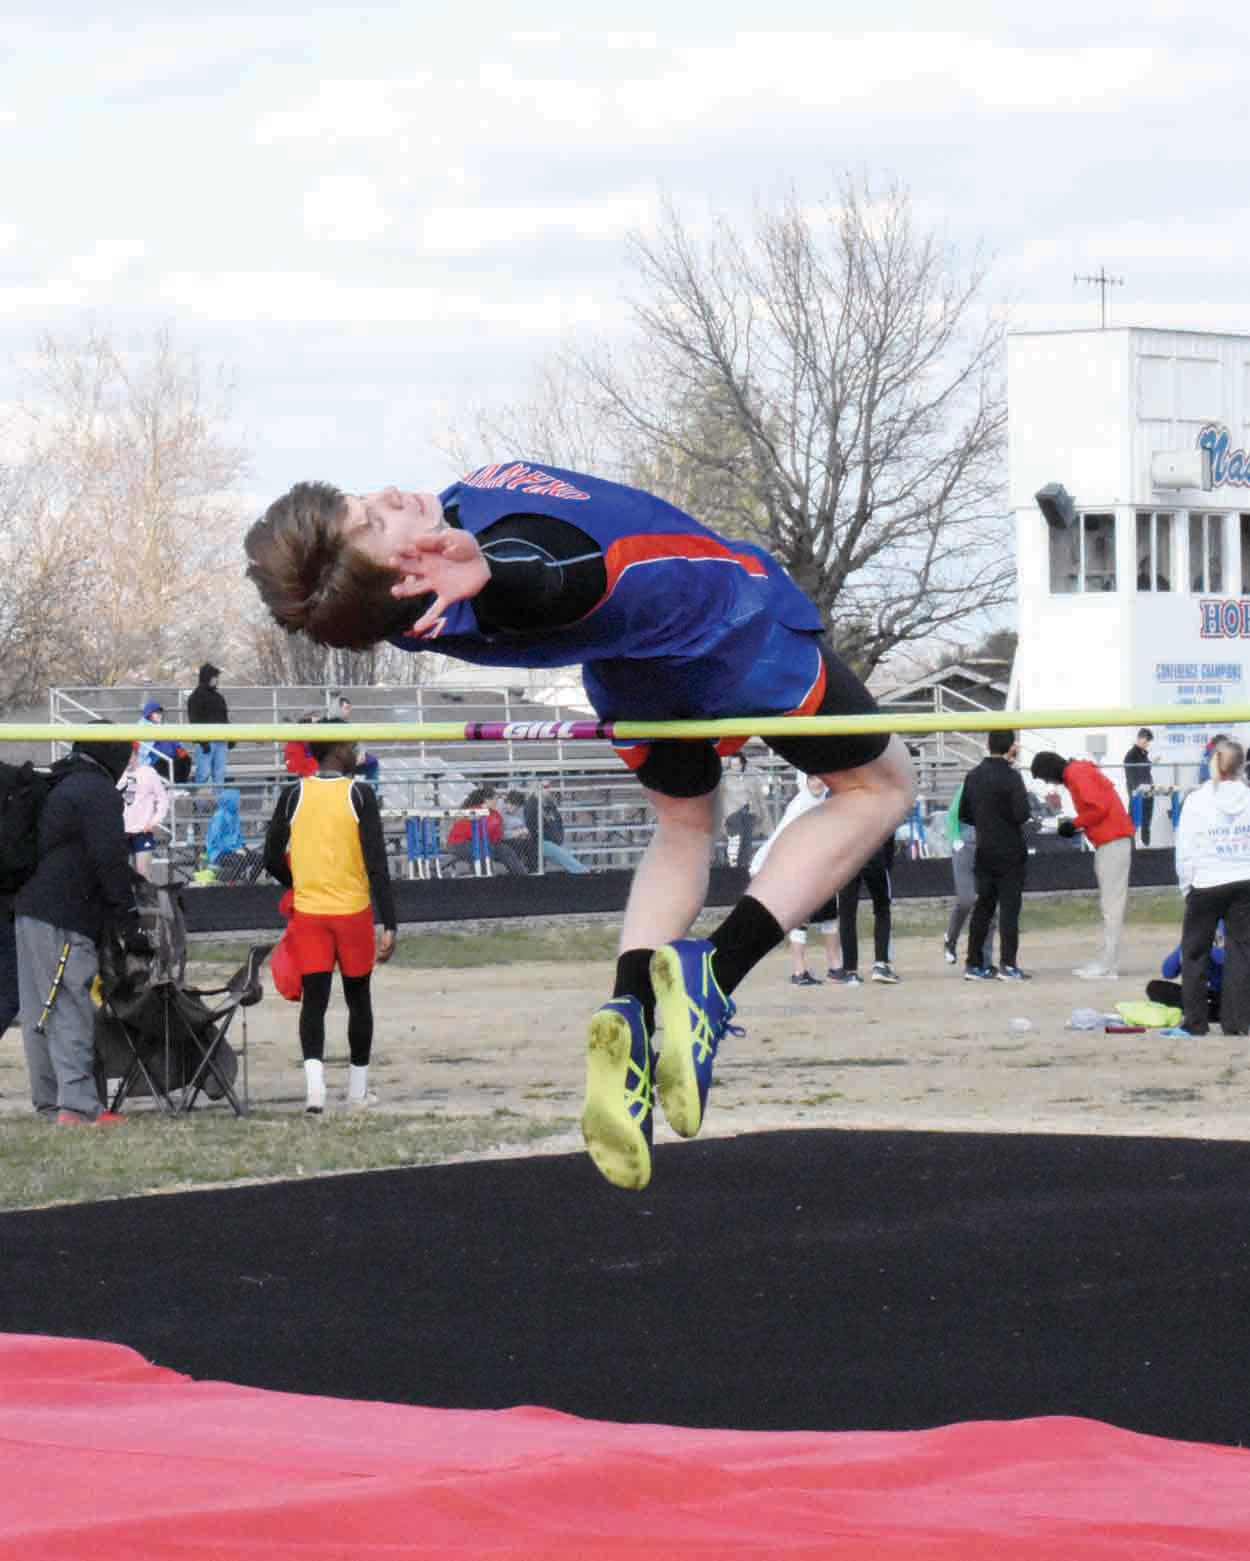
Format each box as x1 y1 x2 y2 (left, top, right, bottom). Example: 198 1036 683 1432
391 460 825 721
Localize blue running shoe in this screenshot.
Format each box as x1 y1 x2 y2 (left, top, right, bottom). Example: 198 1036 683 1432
651 940 742 1139
581 997 656 1190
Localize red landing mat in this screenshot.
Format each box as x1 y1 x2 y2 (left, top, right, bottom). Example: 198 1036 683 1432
1 1334 1247 1559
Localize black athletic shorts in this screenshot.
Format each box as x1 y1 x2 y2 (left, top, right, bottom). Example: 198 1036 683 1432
630 641 890 800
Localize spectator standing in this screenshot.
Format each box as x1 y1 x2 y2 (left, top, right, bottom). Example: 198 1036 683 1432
1123 728 1156 846
942 778 996 972
721 752 766 868
751 775 841 985
119 746 170 879
263 719 397 1111
14 730 144 1123
524 780 589 874
1165 737 1250 1037
187 663 231 787
831 834 899 985
1030 750 1136 981
1197 734 1228 785
139 701 191 784
960 730 1032 982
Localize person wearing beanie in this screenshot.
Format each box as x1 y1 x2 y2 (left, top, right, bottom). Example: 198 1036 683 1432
1030 749 1136 981
14 725 146 1125
187 662 232 788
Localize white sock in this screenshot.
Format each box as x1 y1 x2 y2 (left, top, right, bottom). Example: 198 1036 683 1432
304 1059 325 1110
347 1064 369 1103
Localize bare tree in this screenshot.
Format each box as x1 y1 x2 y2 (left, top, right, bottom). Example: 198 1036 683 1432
2 323 254 696
456 176 1013 679
248 612 435 690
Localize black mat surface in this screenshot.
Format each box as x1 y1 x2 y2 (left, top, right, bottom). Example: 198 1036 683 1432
3 1128 1247 1446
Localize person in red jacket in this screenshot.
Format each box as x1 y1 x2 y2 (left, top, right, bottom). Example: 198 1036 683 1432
1031 751 1136 981
283 712 321 779
446 787 528 876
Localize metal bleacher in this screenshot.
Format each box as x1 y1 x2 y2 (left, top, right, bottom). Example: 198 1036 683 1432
48 683 800 885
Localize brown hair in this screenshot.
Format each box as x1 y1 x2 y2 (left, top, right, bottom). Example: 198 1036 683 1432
244 481 428 650
1212 737 1245 782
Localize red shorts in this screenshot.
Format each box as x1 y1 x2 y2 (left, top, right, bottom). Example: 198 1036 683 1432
286 906 376 978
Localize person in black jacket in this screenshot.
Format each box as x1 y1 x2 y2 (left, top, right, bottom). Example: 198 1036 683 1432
14 732 144 1123
263 720 397 1113
187 662 231 788
958 729 1032 981
1123 727 1155 846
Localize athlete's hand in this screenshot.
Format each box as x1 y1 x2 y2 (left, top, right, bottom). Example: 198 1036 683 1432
377 928 397 964
390 530 489 635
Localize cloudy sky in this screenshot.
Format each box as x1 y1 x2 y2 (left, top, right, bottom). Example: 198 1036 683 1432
3 1 1247 507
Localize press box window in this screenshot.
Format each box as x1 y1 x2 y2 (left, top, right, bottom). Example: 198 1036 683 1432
1136 512 1173 592
1190 513 1224 593
1049 512 1117 594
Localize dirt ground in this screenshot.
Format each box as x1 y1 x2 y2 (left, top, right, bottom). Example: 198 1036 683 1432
8 920 1231 1150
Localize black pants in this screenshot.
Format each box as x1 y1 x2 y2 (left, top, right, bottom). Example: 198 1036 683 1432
299 970 374 1064
1138 794 1155 847
967 857 1026 970
837 862 892 973
1179 883 1250 1034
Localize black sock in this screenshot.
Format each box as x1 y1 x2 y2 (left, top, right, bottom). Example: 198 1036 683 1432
709 895 785 995
613 949 655 1032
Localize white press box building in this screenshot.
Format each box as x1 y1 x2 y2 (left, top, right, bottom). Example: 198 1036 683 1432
1009 325 1250 841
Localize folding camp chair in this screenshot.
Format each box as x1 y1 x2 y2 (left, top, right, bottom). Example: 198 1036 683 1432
98 946 272 1117
94 874 271 1116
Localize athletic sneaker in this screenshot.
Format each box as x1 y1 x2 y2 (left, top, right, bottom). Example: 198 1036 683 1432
790 971 821 987
827 968 863 986
1073 963 1117 980
963 965 995 982
651 940 741 1140
943 938 958 965
871 962 901 984
1159 1025 1194 1039
56 1109 126 1126
345 1091 380 1111
996 965 1032 981
581 996 657 1190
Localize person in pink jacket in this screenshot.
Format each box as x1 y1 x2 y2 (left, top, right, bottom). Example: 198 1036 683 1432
119 745 170 879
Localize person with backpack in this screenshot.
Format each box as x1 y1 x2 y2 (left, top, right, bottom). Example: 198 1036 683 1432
13 730 146 1124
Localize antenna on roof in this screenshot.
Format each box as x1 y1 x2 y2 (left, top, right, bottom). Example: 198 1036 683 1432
1073 267 1124 329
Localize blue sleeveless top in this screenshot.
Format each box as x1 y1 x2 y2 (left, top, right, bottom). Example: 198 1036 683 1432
390 461 825 720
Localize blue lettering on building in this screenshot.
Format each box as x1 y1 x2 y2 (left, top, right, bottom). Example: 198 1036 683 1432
1200 424 1250 487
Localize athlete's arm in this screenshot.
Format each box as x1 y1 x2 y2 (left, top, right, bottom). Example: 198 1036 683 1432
263 785 297 886
392 514 606 634
353 781 397 933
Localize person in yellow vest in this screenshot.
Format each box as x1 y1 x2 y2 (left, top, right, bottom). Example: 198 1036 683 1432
263 718 397 1113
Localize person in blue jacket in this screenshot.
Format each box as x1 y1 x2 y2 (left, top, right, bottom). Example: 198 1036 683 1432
244 461 916 1190
1147 928 1223 1026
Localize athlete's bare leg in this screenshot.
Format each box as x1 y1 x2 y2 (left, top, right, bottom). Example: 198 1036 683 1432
748 736 916 931
619 787 720 952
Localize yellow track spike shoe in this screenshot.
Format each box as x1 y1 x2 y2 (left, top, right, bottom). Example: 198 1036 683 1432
652 940 742 1139
581 997 656 1191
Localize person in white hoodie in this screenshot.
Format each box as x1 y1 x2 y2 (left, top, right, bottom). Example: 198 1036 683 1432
1168 736 1250 1037
751 774 841 985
